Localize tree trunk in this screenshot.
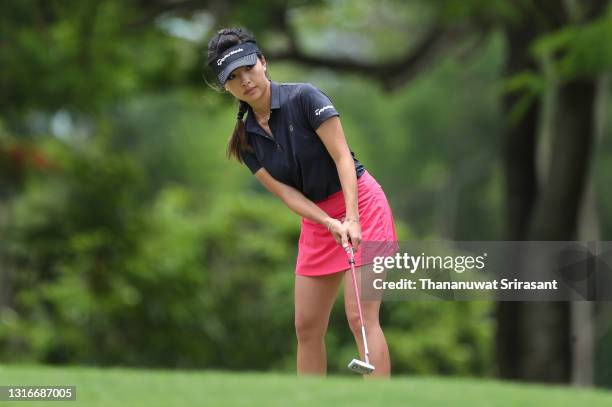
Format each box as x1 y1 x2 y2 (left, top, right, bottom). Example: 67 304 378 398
496 19 541 380
571 74 607 387
496 0 605 381
498 77 598 383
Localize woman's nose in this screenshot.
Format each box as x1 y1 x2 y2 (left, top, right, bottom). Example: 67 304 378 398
240 74 251 86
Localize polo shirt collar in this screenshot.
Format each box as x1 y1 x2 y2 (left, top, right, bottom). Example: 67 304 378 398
270 80 280 110
245 80 280 133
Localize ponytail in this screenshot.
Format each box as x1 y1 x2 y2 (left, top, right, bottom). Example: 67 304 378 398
226 100 253 163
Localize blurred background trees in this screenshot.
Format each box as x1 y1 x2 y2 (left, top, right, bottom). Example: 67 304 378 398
1 0 612 387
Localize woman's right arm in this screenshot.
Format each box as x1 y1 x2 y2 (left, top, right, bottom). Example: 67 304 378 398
253 168 350 247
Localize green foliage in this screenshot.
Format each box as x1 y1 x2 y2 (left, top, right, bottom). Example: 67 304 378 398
0 130 493 375
531 7 612 81
436 0 520 25
0 0 193 114
3 144 147 363
503 70 547 124
504 3 612 122
383 301 493 375
0 0 505 375
1 141 299 368
7 0 612 381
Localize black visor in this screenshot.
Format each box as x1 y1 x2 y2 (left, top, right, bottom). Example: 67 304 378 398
210 42 260 85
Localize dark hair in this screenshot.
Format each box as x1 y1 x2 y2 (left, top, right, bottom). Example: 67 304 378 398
207 27 266 163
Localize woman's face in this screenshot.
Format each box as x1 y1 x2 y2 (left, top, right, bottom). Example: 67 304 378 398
223 56 268 102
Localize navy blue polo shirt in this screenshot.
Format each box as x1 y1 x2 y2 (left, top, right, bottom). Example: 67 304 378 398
240 80 365 202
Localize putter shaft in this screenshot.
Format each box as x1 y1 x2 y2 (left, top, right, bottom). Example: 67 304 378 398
346 245 371 366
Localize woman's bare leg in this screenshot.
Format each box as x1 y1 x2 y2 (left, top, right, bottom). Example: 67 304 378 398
344 267 391 378
295 272 345 376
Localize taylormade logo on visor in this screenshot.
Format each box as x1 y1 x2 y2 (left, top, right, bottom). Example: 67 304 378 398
217 48 244 66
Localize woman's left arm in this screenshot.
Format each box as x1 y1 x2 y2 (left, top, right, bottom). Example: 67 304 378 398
315 116 362 252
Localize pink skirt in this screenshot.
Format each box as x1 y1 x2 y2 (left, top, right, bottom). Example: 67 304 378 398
295 170 399 276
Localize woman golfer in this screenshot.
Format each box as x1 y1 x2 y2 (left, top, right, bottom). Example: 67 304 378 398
207 28 398 377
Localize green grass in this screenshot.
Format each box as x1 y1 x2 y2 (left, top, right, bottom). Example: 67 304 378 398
1 364 612 406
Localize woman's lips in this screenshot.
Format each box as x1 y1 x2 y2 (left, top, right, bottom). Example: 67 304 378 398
244 87 256 96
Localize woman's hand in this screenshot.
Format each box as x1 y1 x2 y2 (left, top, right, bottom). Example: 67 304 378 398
326 218 361 252
344 220 362 252
326 218 349 248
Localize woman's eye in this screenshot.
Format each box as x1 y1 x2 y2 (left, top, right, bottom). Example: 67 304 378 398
227 74 235 80
245 65 253 71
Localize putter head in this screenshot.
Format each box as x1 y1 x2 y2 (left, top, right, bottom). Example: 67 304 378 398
348 358 375 375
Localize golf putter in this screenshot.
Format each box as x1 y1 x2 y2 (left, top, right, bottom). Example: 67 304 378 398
344 243 376 375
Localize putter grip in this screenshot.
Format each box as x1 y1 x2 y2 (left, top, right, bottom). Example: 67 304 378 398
346 245 355 264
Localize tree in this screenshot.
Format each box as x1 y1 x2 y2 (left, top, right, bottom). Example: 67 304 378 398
3 0 611 383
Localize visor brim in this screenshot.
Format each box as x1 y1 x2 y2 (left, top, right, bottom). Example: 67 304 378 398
218 53 258 84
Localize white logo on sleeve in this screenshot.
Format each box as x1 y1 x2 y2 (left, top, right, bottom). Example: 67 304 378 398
314 105 334 116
